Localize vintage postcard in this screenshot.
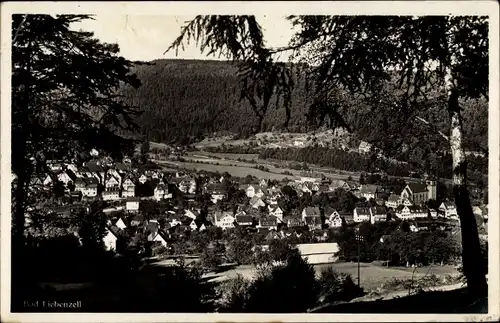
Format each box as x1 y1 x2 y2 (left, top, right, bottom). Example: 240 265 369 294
1 1 499 322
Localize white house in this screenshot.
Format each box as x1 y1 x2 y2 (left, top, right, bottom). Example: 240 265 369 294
215 212 235 230
439 202 458 219
249 197 265 209
82 183 98 197
268 205 284 222
154 184 168 201
122 178 135 191
125 198 140 213
327 212 343 228
103 227 119 251
102 190 120 201
370 206 387 224
149 231 168 247
105 175 120 190
115 217 128 230
138 174 148 184
353 207 371 222
189 219 199 231
386 194 400 209
396 205 427 220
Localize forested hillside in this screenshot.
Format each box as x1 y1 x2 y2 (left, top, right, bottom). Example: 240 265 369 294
119 59 311 143
119 59 487 154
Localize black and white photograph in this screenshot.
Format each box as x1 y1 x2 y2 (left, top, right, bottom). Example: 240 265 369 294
1 1 499 321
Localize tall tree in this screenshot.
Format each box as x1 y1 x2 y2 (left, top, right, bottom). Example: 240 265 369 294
11 14 142 303
167 15 488 299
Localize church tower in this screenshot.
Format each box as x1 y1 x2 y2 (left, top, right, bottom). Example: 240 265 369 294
426 180 437 201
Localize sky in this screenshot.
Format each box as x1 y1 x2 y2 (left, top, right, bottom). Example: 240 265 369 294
72 15 296 62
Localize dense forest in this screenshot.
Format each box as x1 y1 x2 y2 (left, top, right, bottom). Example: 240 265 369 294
119 59 487 154
118 59 311 143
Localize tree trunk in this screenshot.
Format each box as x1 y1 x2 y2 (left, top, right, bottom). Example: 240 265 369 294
447 89 488 299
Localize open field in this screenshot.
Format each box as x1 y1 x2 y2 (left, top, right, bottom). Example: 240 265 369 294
149 259 458 293
155 160 299 180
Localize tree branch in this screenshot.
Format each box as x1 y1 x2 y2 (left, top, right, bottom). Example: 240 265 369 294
415 116 449 141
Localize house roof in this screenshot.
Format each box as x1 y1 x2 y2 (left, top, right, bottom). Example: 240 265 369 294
259 216 278 226
303 206 321 217
323 206 337 217
388 194 400 202
441 202 456 209
235 215 253 224
408 205 427 213
360 184 380 194
407 183 428 194
355 207 371 215
370 206 387 215
305 216 322 225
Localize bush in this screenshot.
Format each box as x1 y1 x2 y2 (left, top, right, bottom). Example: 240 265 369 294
246 251 319 312
216 274 252 312
199 248 222 272
317 267 364 304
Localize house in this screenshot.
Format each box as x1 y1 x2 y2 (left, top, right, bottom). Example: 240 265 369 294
138 174 148 184
57 169 77 185
102 189 120 201
249 196 266 209
130 215 145 227
439 202 458 219
80 177 99 197
400 182 435 205
396 205 427 220
268 205 284 222
305 216 323 231
428 208 438 218
259 178 268 187
189 219 199 231
103 226 119 251
184 209 199 220
359 184 380 200
154 184 168 201
343 181 360 192
329 180 347 191
235 214 254 227
358 141 372 154
125 198 140 213
179 177 196 194
122 177 136 192
302 206 321 220
115 217 128 230
105 175 120 191
214 211 235 230
386 194 401 208
284 216 303 228
149 230 168 247
353 207 371 222
297 243 340 264
340 212 354 224
257 216 278 231
370 206 387 224
327 212 343 228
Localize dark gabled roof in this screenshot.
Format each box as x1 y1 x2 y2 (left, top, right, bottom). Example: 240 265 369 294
235 215 253 224
387 194 400 202
323 206 336 217
86 162 104 173
370 206 387 215
355 207 371 215
360 184 379 194
259 216 278 226
305 216 322 226
303 206 321 217
407 183 428 194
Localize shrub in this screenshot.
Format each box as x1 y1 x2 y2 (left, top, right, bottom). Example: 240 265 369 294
199 248 222 272
216 274 252 312
317 267 364 304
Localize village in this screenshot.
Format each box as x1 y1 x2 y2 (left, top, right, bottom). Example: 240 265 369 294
16 149 489 257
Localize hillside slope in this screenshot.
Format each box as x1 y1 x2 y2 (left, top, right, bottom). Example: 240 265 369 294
119 59 487 153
